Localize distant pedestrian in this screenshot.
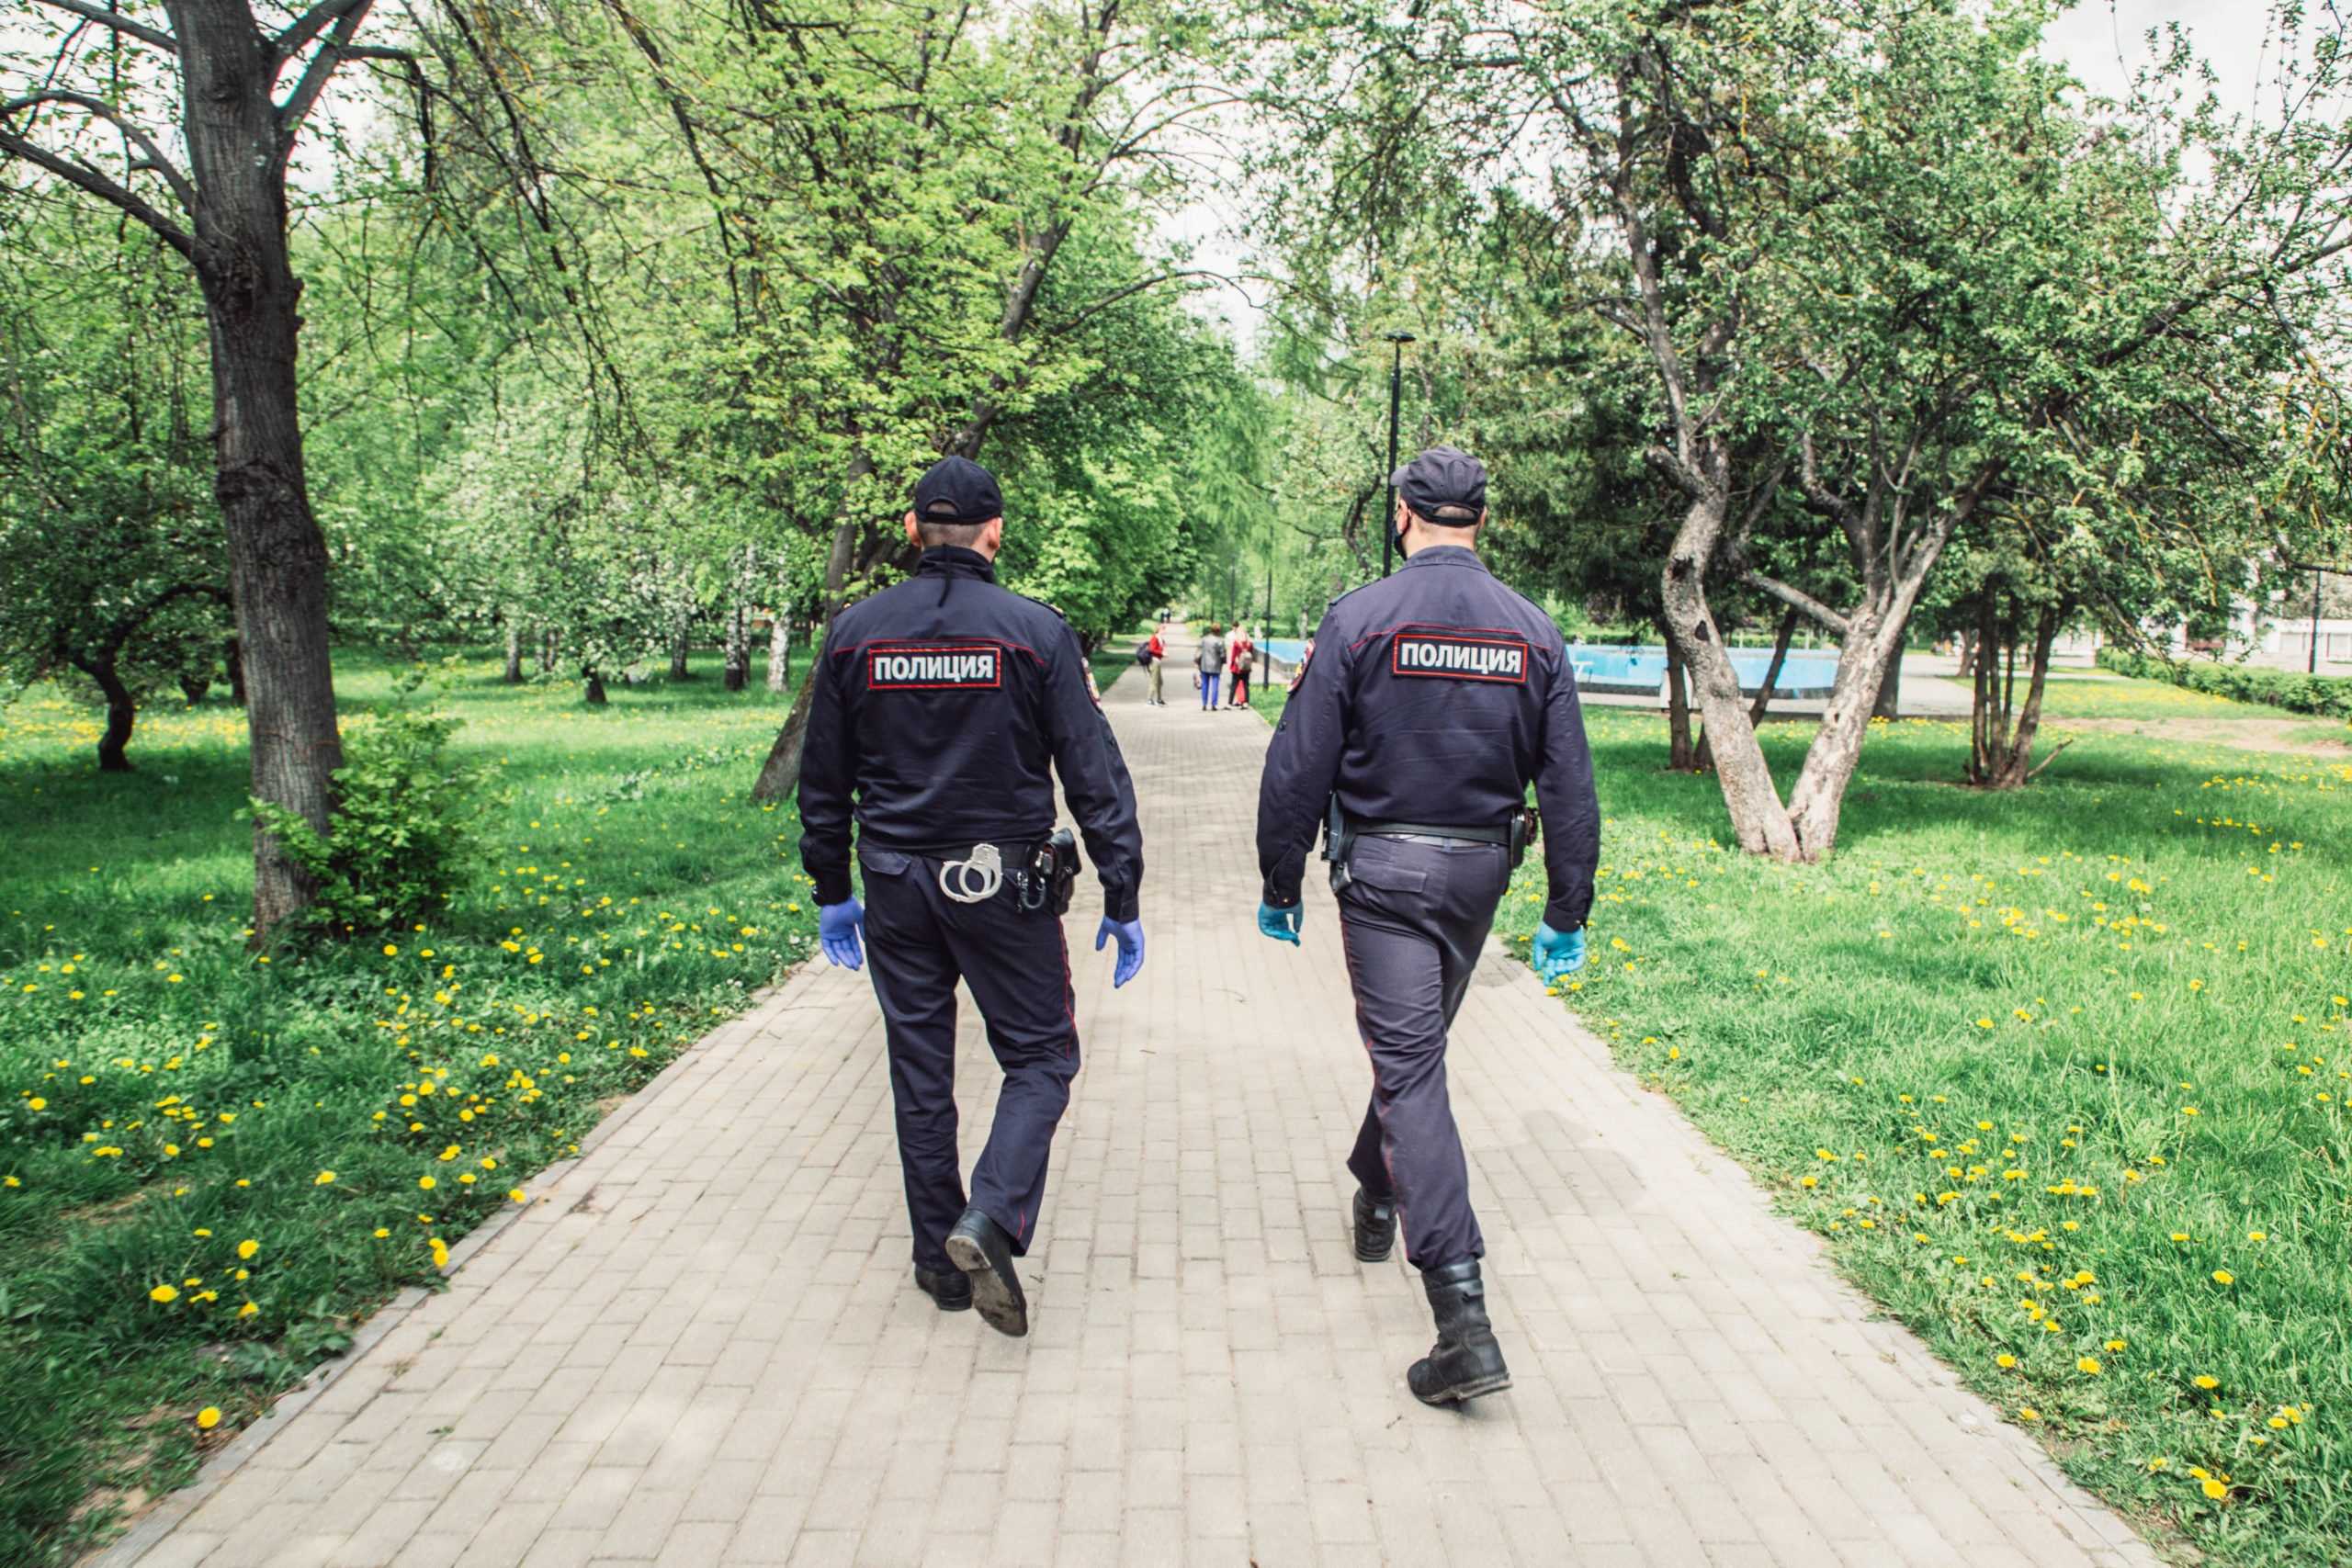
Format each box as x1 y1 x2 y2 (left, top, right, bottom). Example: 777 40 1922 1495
1228 627 1254 709
1145 627 1167 705
1196 623 1226 710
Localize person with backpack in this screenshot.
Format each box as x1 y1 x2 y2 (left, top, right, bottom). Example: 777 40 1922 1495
1227 626 1255 709
1137 628 1167 705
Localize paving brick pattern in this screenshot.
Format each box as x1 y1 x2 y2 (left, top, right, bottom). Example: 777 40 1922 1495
122 643 2160 1567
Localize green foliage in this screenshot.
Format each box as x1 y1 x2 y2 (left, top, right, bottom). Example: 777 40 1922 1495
0 197 227 763
1493 710 2352 1565
2097 648 2352 722
249 669 501 936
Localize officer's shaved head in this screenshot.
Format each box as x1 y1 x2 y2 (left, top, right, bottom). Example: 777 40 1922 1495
915 498 994 548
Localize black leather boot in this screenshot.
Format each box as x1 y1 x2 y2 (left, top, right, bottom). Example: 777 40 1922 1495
915 1265 972 1312
1408 1261 1510 1405
945 1207 1029 1337
1351 1188 1397 1263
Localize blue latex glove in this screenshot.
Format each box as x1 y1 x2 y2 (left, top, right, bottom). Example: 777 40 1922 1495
1532 923 1586 982
1258 901 1302 945
1095 916 1146 987
818 899 865 970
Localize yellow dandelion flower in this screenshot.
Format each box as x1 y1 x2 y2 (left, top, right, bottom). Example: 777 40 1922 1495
149 1284 177 1303
196 1407 221 1429
236 1240 258 1260
2077 1358 2100 1375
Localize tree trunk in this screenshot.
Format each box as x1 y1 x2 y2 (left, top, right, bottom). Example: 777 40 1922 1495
1661 617 1698 772
1969 597 2064 788
1784 596 1924 854
174 0 347 938
1871 639 1904 720
225 635 246 706
85 657 136 772
1658 483 1802 858
669 622 693 681
539 626 559 678
1749 604 1799 725
583 669 607 705
767 611 791 693
179 674 211 705
722 545 753 692
503 622 525 683
752 455 875 803
1953 627 1978 679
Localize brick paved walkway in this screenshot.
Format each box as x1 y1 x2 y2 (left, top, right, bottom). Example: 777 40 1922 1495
117 646 2159 1568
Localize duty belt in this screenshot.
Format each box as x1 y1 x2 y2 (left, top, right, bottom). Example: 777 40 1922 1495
1323 803 1538 892
1352 818 1512 845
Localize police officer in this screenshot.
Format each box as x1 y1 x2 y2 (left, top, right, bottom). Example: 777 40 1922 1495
1254 446 1599 1404
799 456 1147 1338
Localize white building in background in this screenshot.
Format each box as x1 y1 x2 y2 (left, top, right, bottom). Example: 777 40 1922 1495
2264 620 2352 669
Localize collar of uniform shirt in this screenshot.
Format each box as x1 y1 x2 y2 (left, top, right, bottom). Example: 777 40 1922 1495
917 545 997 581
1400 543 1488 571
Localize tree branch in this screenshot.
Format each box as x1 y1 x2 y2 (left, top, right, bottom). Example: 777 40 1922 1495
273 0 371 64
1644 445 1711 502
1744 572 1850 637
2 91 196 216
276 0 377 147
0 126 194 257
1039 269 1224 339
28 0 176 52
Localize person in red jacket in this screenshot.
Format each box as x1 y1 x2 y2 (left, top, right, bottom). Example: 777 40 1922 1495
1144 628 1167 705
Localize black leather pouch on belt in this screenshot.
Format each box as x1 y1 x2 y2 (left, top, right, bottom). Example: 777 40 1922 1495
1510 805 1540 871
1321 796 1358 893
1014 828 1080 915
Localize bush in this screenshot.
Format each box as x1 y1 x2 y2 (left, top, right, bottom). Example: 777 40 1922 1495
251 668 501 934
2096 646 2352 720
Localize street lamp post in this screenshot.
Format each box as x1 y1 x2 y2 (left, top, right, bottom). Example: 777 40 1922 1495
2287 558 2346 673
1381 331 1415 578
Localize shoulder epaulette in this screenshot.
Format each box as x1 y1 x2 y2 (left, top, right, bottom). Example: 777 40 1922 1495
1013 592 1069 621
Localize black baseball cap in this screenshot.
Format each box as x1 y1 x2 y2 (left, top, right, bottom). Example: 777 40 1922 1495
1390 446 1487 523
912 456 1003 528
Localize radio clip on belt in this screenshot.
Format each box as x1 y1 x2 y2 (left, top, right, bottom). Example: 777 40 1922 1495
1012 828 1080 915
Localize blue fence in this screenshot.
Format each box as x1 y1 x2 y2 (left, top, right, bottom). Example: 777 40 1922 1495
1257 639 1837 699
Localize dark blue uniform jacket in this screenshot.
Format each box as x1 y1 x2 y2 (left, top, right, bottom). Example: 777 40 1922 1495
798 547 1145 922
1256 545 1600 933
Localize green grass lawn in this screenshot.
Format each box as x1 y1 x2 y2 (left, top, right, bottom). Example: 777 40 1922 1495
2030 673 2289 721
1481 711 2352 1564
1249 673 2351 1560
0 654 823 1563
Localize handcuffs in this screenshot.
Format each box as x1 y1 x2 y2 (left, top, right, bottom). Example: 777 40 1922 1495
940 829 1080 915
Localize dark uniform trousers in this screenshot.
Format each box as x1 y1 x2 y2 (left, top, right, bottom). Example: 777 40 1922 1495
859 847 1079 1275
1336 834 1513 1271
